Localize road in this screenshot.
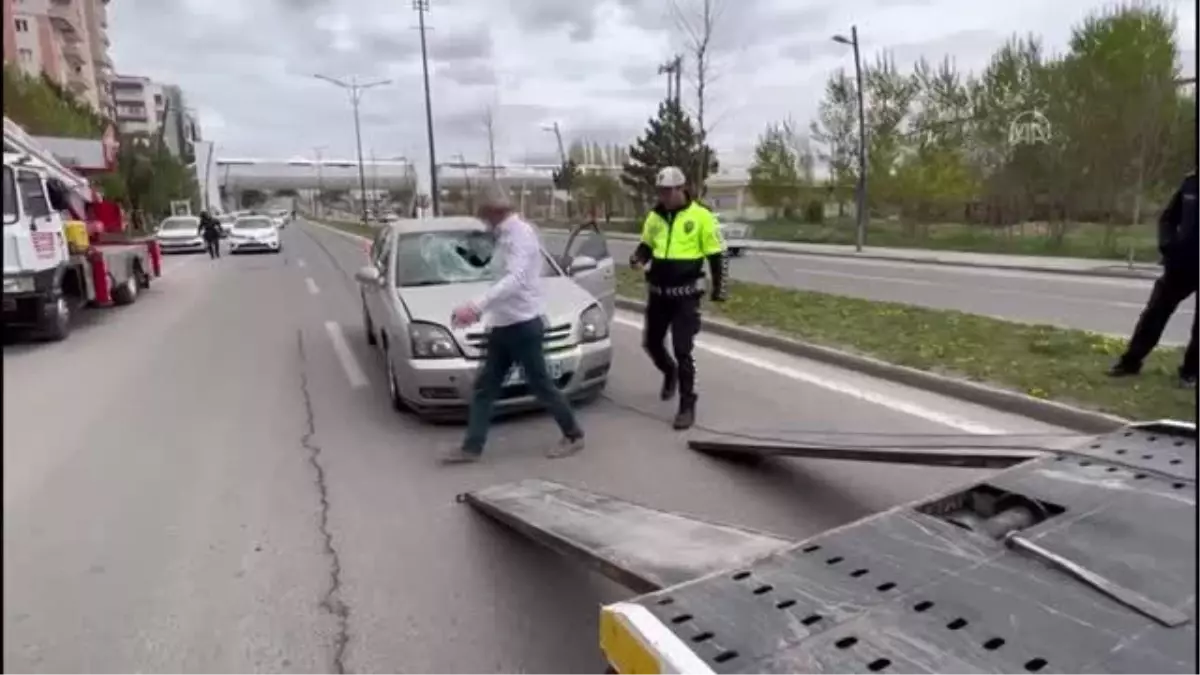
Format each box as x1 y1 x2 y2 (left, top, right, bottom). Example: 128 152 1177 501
4 220 1075 673
541 232 1195 345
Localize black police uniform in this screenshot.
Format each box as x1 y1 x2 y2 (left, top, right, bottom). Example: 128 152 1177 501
629 199 728 429
1112 171 1197 384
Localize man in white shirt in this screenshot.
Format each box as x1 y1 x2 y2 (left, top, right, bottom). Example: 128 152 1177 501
444 183 586 463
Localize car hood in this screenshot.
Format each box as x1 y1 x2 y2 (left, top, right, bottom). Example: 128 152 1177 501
158 230 200 239
232 228 277 237
399 276 598 340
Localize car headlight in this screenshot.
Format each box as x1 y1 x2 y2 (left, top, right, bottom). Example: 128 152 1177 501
580 304 609 342
3 276 35 293
409 322 462 359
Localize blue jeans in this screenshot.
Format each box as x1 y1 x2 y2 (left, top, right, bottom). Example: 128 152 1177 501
461 317 583 454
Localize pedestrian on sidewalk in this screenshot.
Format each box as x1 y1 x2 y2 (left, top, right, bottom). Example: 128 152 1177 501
1109 170 1197 387
442 183 586 464
629 166 728 430
199 211 222 259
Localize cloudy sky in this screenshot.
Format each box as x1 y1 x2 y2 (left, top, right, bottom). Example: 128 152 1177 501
110 0 1196 180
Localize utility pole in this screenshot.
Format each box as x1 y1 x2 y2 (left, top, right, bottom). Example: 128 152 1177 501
414 0 440 217
312 145 326 216
833 26 868 252
657 55 683 107
312 74 391 227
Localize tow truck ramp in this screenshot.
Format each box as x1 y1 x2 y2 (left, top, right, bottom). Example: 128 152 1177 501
462 421 1196 674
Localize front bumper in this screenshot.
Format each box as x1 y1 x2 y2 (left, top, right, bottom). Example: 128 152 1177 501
229 239 280 252
397 339 613 415
159 239 207 253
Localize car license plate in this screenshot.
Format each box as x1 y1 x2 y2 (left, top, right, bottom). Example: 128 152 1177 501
504 360 564 386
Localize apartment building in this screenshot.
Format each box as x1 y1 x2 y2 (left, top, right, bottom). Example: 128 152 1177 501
2 0 114 113
111 74 200 159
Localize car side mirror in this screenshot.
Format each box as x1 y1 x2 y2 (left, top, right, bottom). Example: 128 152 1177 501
568 255 598 275
355 266 382 285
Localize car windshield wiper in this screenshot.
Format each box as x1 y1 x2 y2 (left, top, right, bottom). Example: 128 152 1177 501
402 280 451 287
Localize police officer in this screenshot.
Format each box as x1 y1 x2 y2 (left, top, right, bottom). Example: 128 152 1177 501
629 166 728 430
1109 170 1197 386
198 210 223 259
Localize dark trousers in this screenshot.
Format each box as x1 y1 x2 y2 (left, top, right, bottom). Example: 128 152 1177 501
643 293 701 399
462 317 583 454
1120 264 1197 376
205 238 220 258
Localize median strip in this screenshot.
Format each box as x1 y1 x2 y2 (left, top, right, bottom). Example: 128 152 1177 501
616 268 1192 425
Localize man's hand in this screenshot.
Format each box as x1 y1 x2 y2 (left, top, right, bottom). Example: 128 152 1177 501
451 304 481 329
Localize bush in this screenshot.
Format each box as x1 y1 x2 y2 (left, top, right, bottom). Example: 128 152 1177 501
803 199 825 224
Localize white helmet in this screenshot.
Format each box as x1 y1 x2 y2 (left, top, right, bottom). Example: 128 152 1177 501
655 166 687 189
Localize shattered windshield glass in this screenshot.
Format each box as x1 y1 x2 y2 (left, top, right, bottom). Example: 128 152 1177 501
393 230 557 287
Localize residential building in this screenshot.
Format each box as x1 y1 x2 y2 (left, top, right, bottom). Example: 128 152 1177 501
110 73 163 136
161 83 200 160
2 0 114 114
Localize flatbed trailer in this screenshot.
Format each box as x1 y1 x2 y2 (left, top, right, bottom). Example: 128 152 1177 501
462 420 1196 674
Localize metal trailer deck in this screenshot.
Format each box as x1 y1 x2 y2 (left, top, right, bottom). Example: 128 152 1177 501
461 420 1197 674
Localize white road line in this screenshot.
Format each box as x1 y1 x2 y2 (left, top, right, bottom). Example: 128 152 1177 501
611 315 1002 435
324 321 369 389
297 259 307 268
305 277 320 295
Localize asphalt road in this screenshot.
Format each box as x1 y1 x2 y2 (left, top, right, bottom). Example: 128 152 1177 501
4 220 1075 673
541 233 1196 345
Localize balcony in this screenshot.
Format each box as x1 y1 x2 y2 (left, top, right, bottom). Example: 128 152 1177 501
67 76 90 96
48 0 82 42
62 42 85 67
92 51 112 68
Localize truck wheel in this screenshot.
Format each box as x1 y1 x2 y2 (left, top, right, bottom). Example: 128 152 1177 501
39 296 72 342
112 275 139 306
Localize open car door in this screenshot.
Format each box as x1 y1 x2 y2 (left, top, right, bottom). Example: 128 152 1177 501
558 222 615 323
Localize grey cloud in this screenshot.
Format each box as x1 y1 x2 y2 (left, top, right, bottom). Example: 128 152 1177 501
878 29 1006 74
504 0 599 42
438 61 498 87
428 24 494 62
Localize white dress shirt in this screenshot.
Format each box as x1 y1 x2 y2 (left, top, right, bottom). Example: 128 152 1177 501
471 213 544 328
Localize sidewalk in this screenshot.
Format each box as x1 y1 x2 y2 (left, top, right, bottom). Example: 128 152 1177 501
543 228 1160 280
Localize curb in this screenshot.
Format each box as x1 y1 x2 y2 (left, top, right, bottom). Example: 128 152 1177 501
613 296 1130 434
543 229 1158 280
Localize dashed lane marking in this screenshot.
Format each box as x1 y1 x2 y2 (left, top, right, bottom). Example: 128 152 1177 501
324 321 369 389
306 277 321 295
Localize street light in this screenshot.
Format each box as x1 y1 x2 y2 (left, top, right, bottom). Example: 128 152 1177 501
833 26 868 252
312 73 391 227
312 145 326 216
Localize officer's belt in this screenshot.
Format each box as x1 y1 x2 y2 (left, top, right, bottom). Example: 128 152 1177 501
649 279 706 297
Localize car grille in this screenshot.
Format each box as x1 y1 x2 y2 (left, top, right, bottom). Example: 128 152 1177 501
465 322 574 356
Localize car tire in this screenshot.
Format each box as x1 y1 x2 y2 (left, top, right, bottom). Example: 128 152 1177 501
385 347 410 412
112 274 138 306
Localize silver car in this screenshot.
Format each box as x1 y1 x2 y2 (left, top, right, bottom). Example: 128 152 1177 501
356 217 616 421
156 215 205 253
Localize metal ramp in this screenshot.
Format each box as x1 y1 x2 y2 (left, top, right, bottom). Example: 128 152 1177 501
461 421 1197 674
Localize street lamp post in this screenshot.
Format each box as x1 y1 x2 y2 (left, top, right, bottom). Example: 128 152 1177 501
833 26 868 252
312 74 391 227
312 145 326 216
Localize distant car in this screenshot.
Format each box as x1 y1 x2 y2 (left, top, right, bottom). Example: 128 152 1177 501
356 218 616 421
156 215 205 253
717 217 751 257
228 216 282 254
217 214 236 237
270 209 290 229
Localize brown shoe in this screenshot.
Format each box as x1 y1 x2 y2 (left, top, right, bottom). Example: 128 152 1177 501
440 448 481 464
546 436 585 459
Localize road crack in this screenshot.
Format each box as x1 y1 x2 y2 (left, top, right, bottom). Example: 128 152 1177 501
297 330 350 674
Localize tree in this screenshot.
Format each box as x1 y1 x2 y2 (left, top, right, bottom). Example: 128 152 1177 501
91 131 198 229
274 189 299 198
3 64 107 138
482 106 498 179
748 119 808 218
671 0 727 193
575 171 623 222
621 99 718 207
809 71 859 214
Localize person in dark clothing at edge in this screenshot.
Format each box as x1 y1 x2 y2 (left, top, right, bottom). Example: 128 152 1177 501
628 165 728 430
198 210 223 259
1109 170 1198 387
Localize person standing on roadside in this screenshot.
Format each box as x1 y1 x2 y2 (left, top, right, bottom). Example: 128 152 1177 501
443 183 586 464
629 166 728 430
1109 170 1197 387
198 210 223 259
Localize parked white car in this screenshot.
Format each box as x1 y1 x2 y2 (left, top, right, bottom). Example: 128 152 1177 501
228 216 282 254
156 216 205 253
717 217 751 257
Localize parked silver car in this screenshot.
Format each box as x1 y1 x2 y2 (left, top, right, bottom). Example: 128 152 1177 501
356 217 616 421
156 215 204 253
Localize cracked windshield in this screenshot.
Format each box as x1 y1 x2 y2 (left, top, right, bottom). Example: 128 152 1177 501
3 0 1198 672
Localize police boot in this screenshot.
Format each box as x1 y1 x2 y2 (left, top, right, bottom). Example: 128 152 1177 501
673 394 696 430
